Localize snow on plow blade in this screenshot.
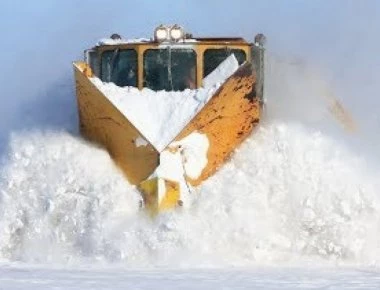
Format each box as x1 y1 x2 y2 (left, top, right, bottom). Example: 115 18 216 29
74 60 261 214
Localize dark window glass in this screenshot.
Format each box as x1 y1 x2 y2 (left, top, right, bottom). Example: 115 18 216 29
143 49 196 91
101 49 137 87
203 49 246 77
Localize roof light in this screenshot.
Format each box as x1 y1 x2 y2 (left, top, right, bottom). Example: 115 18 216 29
170 25 185 41
154 25 169 42
154 25 187 42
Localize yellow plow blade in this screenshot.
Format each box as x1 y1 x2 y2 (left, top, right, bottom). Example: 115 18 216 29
74 61 261 214
173 62 261 186
138 177 181 216
74 61 159 185
323 89 357 133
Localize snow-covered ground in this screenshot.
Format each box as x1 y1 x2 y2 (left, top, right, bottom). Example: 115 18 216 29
1 264 380 289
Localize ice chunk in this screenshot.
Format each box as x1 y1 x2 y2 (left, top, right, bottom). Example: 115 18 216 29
203 54 239 89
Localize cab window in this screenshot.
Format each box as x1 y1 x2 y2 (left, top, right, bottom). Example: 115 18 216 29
143 49 196 91
203 48 246 77
101 49 137 87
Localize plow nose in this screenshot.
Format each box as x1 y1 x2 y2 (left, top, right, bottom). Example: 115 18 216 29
138 177 181 216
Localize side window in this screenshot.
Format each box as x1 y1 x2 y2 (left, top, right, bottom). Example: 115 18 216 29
84 49 99 77
203 49 246 78
101 49 137 87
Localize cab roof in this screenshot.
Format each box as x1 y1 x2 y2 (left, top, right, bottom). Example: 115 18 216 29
96 36 250 48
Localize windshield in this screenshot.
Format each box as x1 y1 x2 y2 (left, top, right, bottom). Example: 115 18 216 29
143 48 196 91
203 48 246 77
101 49 138 87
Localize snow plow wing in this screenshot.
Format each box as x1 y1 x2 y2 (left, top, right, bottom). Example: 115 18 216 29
74 62 159 185
74 27 265 215
173 62 260 186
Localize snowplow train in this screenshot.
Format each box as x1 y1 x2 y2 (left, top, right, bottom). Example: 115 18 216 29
74 25 265 216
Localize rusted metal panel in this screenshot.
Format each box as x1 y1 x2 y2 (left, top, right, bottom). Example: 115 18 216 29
173 62 261 186
74 62 159 185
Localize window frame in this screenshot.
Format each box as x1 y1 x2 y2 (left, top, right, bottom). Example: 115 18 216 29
95 42 252 90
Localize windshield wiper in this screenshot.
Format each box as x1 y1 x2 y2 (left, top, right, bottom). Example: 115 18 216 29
167 47 174 91
109 48 120 80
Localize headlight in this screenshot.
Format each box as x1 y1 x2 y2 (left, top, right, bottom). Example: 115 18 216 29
154 25 169 42
154 25 186 42
170 25 184 41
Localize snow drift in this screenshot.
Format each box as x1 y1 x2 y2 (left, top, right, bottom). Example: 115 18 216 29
0 122 379 267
